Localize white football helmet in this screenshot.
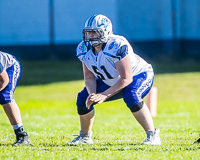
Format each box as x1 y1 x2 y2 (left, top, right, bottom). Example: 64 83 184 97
83 14 113 47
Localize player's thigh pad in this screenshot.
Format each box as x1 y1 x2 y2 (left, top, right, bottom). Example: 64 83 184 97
0 61 21 105
123 71 154 109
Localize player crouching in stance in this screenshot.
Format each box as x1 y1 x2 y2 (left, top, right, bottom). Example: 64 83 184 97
69 14 161 145
0 51 30 145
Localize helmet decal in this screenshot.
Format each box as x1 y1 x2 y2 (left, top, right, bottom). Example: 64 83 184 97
97 18 110 28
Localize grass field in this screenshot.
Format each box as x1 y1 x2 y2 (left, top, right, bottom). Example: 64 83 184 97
0 60 200 160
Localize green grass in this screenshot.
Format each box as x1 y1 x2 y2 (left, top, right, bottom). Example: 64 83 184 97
0 60 200 160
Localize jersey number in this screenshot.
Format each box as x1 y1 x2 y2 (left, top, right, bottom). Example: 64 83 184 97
92 65 113 80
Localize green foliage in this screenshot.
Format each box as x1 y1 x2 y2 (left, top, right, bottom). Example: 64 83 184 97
0 61 200 159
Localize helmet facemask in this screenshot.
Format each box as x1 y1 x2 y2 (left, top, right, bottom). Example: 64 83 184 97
83 29 104 47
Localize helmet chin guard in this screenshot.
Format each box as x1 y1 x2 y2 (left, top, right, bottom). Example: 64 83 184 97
83 14 113 47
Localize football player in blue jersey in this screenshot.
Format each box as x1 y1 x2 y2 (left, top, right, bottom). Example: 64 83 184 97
0 51 30 145
69 14 161 145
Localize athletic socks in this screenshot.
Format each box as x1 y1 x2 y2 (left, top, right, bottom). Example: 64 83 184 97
14 125 27 136
12 123 23 130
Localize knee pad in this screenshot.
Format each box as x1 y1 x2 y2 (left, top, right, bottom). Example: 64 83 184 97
129 101 144 112
78 108 94 115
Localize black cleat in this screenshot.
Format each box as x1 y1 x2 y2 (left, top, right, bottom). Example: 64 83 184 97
194 137 200 144
13 126 31 145
13 133 31 145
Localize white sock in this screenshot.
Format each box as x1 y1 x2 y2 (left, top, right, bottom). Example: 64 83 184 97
12 123 23 130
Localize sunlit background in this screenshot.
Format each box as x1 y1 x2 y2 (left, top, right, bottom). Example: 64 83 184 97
0 0 199 61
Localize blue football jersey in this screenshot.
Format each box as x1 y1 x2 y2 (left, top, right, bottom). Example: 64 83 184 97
77 34 153 86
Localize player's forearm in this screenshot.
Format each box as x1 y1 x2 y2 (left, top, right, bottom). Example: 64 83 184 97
103 77 132 97
85 78 97 94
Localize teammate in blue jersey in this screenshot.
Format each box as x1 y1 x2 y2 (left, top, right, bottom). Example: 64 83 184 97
0 51 30 145
69 14 161 145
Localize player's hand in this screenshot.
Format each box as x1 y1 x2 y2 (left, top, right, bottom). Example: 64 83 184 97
86 93 109 109
85 93 95 109
89 93 108 104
